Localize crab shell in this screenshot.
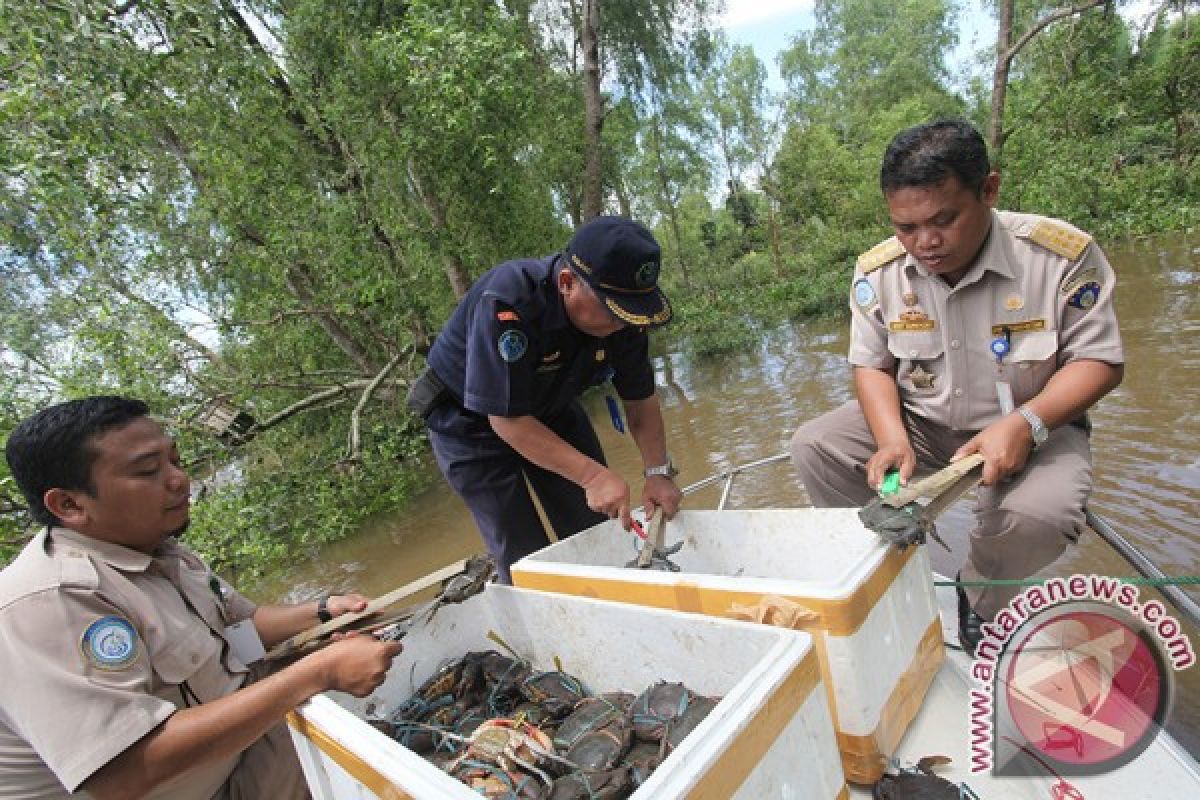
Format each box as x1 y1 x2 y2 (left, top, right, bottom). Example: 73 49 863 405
564 725 632 771
451 761 549 800
664 694 719 753
521 671 588 718
871 771 962 800
548 767 633 800
632 681 694 742
553 696 630 752
468 718 557 764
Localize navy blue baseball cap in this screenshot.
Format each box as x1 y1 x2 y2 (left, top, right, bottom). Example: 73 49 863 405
565 216 672 329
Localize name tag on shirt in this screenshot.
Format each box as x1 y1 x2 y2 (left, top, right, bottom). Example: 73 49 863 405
224 620 266 664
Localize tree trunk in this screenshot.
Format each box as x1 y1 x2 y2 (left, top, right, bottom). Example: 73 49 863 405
284 266 380 375
989 1 1109 166
989 0 1014 163
581 0 604 220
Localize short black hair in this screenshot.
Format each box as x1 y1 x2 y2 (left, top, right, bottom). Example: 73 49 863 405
880 118 991 196
5 396 149 527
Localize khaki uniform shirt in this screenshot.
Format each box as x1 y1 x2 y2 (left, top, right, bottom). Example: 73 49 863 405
0 527 258 799
848 210 1124 432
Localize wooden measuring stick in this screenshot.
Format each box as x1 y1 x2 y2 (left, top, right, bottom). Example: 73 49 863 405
882 453 986 509
636 506 665 568
264 558 467 662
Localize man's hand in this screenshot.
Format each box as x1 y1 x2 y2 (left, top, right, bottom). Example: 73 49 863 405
325 593 369 618
866 438 917 490
952 413 1034 485
580 464 633 529
312 634 403 697
642 475 681 519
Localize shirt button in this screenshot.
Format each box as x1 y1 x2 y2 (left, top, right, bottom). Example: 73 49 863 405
950 340 961 349
953 388 964 397
191 653 200 664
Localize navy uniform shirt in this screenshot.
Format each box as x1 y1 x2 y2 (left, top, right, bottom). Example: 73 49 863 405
427 256 655 431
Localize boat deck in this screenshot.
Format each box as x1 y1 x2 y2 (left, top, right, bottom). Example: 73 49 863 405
847 580 1200 798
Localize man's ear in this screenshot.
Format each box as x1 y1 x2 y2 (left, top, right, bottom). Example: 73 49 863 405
981 171 1001 206
44 488 89 529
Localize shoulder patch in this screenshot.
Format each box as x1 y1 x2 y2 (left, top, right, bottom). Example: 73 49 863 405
81 615 140 670
856 237 906 274
497 329 528 363
1024 220 1092 261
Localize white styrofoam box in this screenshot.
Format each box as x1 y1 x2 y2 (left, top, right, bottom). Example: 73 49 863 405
288 584 847 800
511 509 944 783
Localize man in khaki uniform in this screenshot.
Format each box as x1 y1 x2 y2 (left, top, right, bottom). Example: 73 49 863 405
790 119 1124 654
0 396 404 799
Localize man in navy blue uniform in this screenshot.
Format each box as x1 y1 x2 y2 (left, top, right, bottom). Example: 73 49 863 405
412 216 682 583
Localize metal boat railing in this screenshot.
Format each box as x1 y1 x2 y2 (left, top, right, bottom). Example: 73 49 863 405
677 451 1200 633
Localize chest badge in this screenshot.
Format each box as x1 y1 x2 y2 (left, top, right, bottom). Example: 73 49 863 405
1005 294 1024 311
497 330 528 363
890 309 936 332
81 616 140 670
902 291 918 307
909 365 936 390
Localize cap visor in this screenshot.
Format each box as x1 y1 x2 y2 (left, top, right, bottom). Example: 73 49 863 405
602 289 672 328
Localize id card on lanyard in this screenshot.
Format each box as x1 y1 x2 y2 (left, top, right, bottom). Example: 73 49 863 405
991 328 1015 414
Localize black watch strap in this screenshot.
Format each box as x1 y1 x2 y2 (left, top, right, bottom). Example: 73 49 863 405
316 594 333 623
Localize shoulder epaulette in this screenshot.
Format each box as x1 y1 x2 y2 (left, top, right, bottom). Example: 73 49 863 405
1023 220 1092 261
856 237 906 274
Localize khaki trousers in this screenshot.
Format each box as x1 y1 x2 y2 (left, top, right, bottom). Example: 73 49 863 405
219 722 311 800
789 401 1092 618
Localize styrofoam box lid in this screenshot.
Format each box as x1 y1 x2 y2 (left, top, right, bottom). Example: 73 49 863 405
297 584 831 799
516 508 890 600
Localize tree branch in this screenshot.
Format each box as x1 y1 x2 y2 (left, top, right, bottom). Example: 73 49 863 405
346 349 412 465
1003 1 1108 63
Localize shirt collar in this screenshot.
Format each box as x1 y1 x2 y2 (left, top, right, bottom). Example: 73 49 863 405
46 526 154 573
904 210 1015 286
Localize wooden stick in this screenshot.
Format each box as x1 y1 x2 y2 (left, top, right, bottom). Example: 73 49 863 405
264 558 467 662
882 453 985 508
636 507 665 568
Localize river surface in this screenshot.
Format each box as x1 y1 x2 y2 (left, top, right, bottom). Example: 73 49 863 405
249 232 1200 756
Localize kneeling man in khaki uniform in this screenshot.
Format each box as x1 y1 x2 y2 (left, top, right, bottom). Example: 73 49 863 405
790 119 1124 654
1 396 403 799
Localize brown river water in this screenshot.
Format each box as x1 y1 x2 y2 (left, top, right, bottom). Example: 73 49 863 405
248 232 1200 756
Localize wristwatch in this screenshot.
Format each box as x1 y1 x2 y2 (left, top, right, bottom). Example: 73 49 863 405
644 457 678 479
1017 406 1049 449
316 594 333 623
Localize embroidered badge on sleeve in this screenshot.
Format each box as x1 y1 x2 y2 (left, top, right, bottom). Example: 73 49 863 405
81 616 140 670
497 329 528 363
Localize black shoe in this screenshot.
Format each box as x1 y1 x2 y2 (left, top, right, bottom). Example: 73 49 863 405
956 574 985 657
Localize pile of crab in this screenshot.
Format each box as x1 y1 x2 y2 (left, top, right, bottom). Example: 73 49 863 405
367 649 719 799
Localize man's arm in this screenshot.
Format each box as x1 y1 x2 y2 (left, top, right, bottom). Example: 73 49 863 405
82 634 402 800
622 394 682 518
488 414 633 528
953 359 1123 484
853 365 917 489
252 594 369 649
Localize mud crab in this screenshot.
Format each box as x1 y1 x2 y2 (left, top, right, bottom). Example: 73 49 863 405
631 681 695 741
440 718 574 789
872 756 978 800
553 693 633 752
521 670 588 718
664 694 718 752
548 766 633 800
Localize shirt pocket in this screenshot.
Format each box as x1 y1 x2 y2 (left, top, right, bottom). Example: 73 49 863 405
888 333 945 394
149 624 218 686
1007 329 1059 403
